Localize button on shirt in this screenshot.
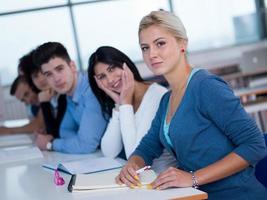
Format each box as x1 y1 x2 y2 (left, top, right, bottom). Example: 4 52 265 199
52 73 107 154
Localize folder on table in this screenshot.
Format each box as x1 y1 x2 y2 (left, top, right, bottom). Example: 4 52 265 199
43 156 123 175
68 169 157 192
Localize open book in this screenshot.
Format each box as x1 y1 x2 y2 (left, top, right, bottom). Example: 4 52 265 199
42 157 123 175
68 169 157 192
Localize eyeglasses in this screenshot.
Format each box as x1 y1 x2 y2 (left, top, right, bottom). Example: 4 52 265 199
54 169 65 186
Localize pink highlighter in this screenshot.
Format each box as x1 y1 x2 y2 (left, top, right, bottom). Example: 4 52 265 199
54 169 65 186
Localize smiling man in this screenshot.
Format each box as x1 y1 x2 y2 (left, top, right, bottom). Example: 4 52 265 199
0 75 44 135
33 42 107 154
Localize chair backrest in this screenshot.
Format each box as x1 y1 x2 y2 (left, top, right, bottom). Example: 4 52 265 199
263 134 267 146
255 134 267 189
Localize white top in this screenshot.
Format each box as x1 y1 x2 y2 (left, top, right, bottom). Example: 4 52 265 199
101 83 177 173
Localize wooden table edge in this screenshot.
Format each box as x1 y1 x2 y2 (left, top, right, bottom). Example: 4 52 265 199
170 192 208 200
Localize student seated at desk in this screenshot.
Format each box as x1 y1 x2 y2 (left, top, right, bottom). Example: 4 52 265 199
33 42 107 154
88 46 176 173
0 75 44 134
19 49 67 142
116 10 267 200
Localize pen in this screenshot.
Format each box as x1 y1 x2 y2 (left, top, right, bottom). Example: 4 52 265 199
136 166 151 174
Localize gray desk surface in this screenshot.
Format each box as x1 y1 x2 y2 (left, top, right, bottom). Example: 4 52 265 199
0 150 207 200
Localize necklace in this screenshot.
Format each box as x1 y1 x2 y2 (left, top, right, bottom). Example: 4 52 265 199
166 68 192 123
167 81 187 123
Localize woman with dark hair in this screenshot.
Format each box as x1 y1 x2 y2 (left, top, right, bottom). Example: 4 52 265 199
88 46 176 173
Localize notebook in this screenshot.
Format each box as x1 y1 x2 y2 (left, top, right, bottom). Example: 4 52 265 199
42 156 123 175
68 169 157 192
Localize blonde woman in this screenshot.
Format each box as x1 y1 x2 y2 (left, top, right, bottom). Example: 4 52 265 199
116 10 267 200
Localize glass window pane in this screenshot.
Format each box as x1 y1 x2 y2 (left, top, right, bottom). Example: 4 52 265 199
73 0 170 70
0 8 76 85
0 1 68 13
70 0 98 3
173 0 258 51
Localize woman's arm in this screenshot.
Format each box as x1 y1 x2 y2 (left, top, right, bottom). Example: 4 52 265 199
40 102 57 134
120 84 167 158
116 94 167 187
39 89 59 135
195 152 248 185
101 108 123 158
40 95 66 138
119 104 138 158
0 109 44 134
151 152 248 189
199 77 266 165
99 64 137 158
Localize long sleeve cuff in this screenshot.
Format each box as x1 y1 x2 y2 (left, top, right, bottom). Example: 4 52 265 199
119 104 134 120
111 108 120 120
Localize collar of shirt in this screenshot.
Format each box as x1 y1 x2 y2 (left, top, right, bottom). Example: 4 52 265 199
69 73 88 104
50 93 59 108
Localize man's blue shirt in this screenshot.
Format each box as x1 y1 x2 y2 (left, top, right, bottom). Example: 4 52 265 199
52 73 107 154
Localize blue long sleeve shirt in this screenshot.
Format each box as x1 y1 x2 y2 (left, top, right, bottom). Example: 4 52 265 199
52 73 107 154
133 69 267 199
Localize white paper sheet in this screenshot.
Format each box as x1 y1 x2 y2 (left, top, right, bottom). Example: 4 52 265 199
0 134 33 148
0 146 43 164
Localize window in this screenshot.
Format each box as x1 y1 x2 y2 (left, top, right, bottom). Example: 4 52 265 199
0 1 67 13
73 0 170 69
70 0 97 3
0 8 76 85
0 0 262 85
172 0 259 51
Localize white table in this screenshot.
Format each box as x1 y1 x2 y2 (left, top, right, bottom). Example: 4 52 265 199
0 118 29 127
0 151 207 200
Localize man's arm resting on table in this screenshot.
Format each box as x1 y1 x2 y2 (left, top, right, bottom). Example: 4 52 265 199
0 109 45 134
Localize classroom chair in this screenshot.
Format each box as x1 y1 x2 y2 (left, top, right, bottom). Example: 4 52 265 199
255 133 267 189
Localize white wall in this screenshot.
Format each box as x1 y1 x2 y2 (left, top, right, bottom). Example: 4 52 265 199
2 85 27 121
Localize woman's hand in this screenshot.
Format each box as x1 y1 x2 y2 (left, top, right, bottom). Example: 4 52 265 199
38 88 54 102
94 76 120 104
115 161 141 187
151 167 192 190
94 63 134 105
119 63 135 105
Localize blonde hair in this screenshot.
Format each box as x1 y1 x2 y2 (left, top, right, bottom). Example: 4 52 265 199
138 10 188 42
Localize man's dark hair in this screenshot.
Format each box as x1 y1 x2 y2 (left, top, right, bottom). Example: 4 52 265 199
18 50 39 75
18 50 40 93
33 42 71 67
10 75 28 96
